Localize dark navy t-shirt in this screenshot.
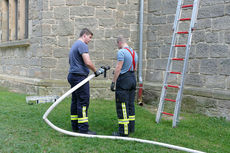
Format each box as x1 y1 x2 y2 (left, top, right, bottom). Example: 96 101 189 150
68 40 89 76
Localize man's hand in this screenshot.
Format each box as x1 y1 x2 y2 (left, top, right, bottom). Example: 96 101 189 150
110 82 115 91
94 68 104 77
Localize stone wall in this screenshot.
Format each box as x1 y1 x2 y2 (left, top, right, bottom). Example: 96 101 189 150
145 0 230 120
0 0 230 120
0 0 147 99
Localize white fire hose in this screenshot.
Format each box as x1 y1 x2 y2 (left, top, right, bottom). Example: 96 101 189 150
43 68 205 153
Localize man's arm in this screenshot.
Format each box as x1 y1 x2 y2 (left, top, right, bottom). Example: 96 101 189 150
82 53 97 72
112 61 124 83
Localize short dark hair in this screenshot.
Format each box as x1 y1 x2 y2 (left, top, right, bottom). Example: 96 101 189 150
117 35 126 44
79 28 93 37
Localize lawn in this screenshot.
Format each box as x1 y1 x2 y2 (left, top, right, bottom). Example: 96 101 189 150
0 87 230 153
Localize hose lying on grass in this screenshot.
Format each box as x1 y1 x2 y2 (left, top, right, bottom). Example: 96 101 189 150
43 73 205 153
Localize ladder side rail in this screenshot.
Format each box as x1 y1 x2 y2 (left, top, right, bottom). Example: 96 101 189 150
173 0 184 31
156 0 184 123
172 31 193 127
173 0 201 127
190 0 200 28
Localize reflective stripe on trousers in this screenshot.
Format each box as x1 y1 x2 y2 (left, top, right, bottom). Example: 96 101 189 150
78 106 88 123
118 103 129 135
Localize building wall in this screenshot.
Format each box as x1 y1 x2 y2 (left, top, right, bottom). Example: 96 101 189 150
146 0 230 120
0 0 147 98
0 0 230 120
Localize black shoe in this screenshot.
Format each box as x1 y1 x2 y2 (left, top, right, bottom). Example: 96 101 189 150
112 132 128 137
72 127 78 132
80 130 96 135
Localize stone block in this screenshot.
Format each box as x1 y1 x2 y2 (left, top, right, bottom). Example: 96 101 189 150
162 0 177 15
160 45 170 58
42 36 57 46
112 29 130 38
205 32 219 43
88 0 104 6
75 18 98 30
51 69 68 80
157 24 173 36
196 43 209 58
53 47 69 58
54 7 69 19
95 39 117 51
219 59 230 75
105 0 117 9
145 70 163 82
70 6 95 16
148 0 161 13
147 47 159 59
200 59 218 75
148 15 167 25
99 19 115 27
66 0 83 6
42 11 54 19
210 44 229 58
212 16 230 30
29 58 41 66
153 59 168 70
185 74 204 87
218 100 230 110
35 45 53 57
189 59 200 73
41 58 57 68
184 87 213 98
224 31 230 44
193 31 205 43
166 15 175 23
197 7 211 19
121 14 137 24
213 90 230 100
58 20 74 36
210 5 225 17
57 36 69 47
50 0 65 6
200 0 224 6
226 4 230 15
205 75 226 89
196 18 211 30
118 0 126 4
105 29 113 38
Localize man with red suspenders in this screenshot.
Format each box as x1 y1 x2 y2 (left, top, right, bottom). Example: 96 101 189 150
111 36 138 137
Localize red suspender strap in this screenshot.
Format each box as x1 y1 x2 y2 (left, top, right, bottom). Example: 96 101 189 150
125 48 135 71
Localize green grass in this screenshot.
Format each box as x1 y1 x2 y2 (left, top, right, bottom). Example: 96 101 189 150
0 87 230 153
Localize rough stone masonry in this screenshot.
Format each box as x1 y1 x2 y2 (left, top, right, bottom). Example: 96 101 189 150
0 0 230 120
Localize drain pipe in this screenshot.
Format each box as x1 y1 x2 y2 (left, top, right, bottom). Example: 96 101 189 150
137 0 144 106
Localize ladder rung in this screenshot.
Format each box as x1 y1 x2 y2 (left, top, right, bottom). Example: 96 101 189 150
177 31 189 34
182 5 193 8
162 112 174 116
175 45 186 47
167 85 179 88
172 58 184 61
180 18 191 21
165 98 176 102
170 71 181 74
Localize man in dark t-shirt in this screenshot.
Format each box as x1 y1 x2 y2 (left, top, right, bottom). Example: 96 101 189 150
68 28 100 135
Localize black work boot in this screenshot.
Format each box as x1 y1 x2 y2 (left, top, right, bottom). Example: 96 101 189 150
72 127 78 132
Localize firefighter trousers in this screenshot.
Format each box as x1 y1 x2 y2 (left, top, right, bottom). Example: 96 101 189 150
68 73 90 133
115 71 136 136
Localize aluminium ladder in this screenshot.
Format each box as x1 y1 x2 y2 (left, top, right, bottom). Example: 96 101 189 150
156 0 200 127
